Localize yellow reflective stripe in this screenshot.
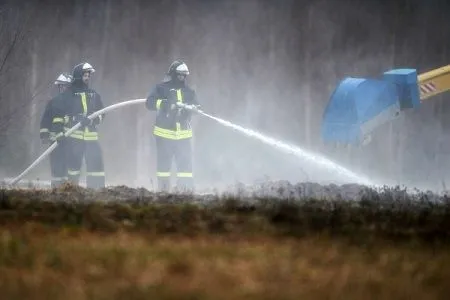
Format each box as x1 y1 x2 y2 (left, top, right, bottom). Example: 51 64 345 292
156 99 162 109
153 127 192 139
86 172 105 177
153 126 192 136
52 117 64 123
69 135 98 140
176 89 183 103
177 172 193 178
153 130 175 139
68 170 81 175
69 134 84 139
153 132 192 140
177 132 192 138
156 172 171 177
81 92 87 115
40 128 49 133
84 136 98 141
153 126 177 135
69 129 84 138
84 131 98 141
68 127 98 140
83 131 98 136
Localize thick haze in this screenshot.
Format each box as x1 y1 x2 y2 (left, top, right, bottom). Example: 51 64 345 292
1 0 450 191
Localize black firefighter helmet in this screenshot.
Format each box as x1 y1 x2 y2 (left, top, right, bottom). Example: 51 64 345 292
164 60 189 82
72 62 96 80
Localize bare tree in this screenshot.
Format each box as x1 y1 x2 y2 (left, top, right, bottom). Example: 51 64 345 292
0 2 46 171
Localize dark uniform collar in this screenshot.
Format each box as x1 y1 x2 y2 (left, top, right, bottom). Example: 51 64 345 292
165 79 186 89
71 79 89 92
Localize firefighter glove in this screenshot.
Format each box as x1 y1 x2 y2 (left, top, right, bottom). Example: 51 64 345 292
41 136 51 145
192 104 202 113
73 114 91 126
90 114 104 127
54 132 66 143
40 131 50 140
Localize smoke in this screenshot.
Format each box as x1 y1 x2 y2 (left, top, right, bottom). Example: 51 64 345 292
2 0 450 192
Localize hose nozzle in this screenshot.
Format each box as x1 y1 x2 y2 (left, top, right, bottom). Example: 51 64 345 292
176 102 203 113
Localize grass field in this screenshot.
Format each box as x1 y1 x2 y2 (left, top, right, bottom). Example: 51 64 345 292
1 184 450 299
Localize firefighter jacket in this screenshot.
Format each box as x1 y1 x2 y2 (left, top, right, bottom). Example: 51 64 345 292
53 81 105 141
145 80 199 140
40 92 70 141
40 96 57 140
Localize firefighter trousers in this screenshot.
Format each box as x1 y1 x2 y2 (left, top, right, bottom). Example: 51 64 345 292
155 136 193 192
49 139 68 188
66 138 105 189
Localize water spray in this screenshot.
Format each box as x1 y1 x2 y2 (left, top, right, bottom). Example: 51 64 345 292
178 103 375 186
9 99 374 188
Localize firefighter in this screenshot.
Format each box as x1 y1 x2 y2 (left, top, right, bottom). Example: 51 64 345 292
145 60 201 192
64 62 106 189
39 72 73 188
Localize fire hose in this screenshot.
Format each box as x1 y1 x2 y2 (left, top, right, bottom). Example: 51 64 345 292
9 99 371 187
9 98 148 186
9 100 203 186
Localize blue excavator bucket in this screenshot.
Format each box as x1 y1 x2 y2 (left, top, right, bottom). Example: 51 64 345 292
321 69 421 144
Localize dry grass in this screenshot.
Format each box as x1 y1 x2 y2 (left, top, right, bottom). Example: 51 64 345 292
0 184 450 299
1 225 450 300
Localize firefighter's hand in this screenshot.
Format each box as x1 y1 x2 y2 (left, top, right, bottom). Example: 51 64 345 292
40 131 52 145
177 103 201 113
40 131 50 141
91 118 100 127
54 132 66 143
175 102 189 110
41 137 51 145
191 104 202 113
73 114 91 126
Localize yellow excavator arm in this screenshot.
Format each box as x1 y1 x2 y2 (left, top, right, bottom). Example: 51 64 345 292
418 65 450 100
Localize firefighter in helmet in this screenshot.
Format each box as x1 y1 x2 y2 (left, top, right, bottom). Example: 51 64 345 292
146 60 201 192
64 62 106 189
39 72 73 188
